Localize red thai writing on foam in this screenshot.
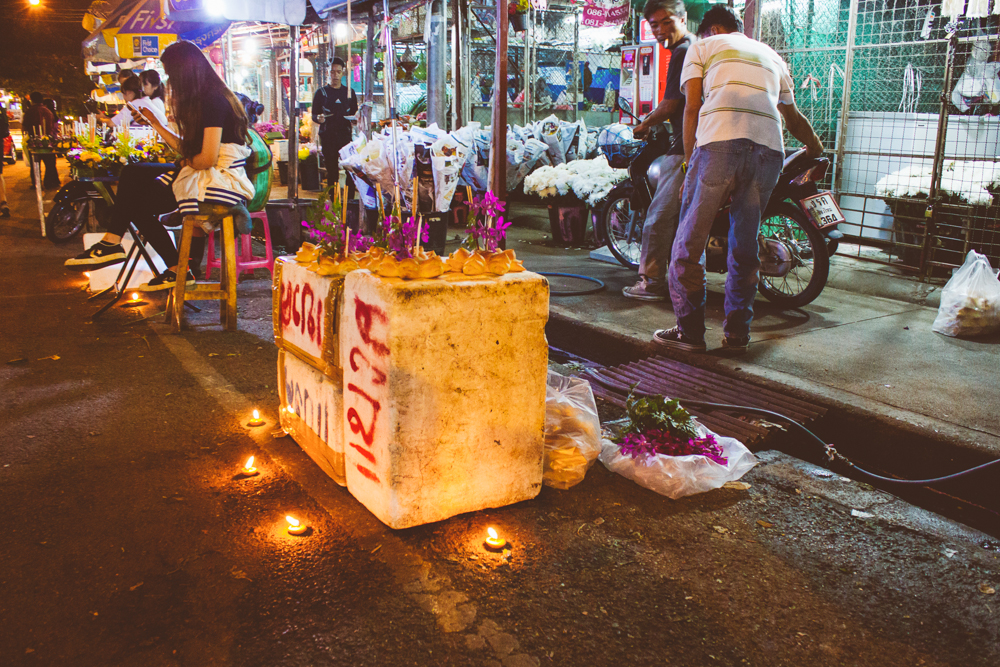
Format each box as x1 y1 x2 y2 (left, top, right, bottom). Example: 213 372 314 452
347 297 390 484
280 279 324 345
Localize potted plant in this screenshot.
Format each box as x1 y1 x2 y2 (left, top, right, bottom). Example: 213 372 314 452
509 0 529 32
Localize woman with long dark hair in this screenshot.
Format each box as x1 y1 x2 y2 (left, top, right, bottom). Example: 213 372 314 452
138 70 167 119
65 41 255 291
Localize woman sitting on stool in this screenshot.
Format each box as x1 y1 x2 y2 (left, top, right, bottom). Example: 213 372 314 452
65 40 255 291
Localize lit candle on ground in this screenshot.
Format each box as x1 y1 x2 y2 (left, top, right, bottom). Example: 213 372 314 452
84 272 91 278
241 455 258 476
483 527 508 551
286 515 307 535
130 292 140 302
247 409 265 427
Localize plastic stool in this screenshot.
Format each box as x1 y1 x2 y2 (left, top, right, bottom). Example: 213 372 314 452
206 210 274 280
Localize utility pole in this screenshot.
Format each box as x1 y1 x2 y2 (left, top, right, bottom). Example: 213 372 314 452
427 0 448 128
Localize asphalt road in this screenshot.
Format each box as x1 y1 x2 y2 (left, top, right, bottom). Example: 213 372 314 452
1 162 998 666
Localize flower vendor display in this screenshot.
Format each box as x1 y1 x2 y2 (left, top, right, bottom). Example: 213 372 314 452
599 392 758 499
509 0 530 31
523 155 628 207
254 121 286 143
273 182 549 529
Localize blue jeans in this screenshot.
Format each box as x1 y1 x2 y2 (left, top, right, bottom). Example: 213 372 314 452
639 154 685 288
668 139 783 341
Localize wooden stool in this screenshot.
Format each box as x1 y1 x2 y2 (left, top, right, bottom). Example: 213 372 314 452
166 204 249 332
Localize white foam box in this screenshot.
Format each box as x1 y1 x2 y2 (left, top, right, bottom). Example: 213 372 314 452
83 232 166 292
277 349 346 486
341 269 550 529
272 256 346 377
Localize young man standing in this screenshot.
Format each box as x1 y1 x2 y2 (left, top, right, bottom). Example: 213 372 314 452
312 57 359 197
623 0 694 301
22 92 59 190
654 6 823 352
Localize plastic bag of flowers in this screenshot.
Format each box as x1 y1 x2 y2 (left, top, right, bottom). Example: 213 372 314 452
599 392 757 499
931 249 1000 337
543 371 603 490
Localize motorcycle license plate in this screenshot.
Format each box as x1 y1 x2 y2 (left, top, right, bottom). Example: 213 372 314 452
799 192 845 229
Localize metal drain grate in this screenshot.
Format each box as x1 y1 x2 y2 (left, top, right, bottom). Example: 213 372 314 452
586 356 827 444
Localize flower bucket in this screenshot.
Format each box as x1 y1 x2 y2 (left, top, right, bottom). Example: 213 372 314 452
300 157 320 191
547 201 588 247
277 161 288 186
510 12 527 32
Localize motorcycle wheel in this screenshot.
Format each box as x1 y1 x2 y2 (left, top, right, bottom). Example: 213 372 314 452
757 201 830 308
45 192 108 244
597 184 642 270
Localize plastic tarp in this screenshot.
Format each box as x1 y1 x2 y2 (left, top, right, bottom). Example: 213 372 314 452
163 0 307 25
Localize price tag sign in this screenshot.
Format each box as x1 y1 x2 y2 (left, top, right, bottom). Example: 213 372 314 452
799 192 845 229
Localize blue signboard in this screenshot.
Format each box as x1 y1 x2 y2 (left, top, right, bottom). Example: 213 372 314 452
139 35 160 56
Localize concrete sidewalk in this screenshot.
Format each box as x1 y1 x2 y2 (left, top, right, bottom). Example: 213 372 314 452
506 224 1000 461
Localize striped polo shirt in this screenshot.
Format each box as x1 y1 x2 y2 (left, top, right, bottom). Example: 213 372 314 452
680 33 795 154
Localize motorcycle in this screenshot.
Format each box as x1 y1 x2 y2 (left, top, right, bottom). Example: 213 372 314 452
596 100 844 309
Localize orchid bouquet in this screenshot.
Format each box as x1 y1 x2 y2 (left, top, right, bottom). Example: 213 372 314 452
613 392 727 465
465 190 511 253
383 214 430 259
302 184 375 257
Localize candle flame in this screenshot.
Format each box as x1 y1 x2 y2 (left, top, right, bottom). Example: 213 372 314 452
252 409 260 420
245 456 255 469
130 293 139 301
287 405 295 415
84 272 91 278
487 527 498 540
286 515 300 528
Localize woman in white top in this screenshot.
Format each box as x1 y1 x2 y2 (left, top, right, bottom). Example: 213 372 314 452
102 77 169 129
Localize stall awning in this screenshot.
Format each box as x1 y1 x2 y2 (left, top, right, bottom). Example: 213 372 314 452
113 0 230 58
81 0 140 62
82 0 230 61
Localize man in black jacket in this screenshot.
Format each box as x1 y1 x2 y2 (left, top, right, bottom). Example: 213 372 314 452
312 57 358 197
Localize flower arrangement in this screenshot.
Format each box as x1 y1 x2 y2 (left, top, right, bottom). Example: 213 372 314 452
465 190 511 253
612 392 727 466
298 142 319 162
301 184 374 258
523 155 628 207
254 121 286 140
508 0 529 16
384 214 430 260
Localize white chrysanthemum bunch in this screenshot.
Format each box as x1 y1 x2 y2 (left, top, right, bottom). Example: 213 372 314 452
524 155 628 206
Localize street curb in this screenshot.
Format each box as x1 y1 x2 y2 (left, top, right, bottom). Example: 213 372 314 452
546 309 1000 465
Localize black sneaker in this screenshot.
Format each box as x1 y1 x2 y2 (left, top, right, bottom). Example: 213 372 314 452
652 326 707 352
721 335 751 352
0 202 9 218
64 241 126 270
136 269 196 292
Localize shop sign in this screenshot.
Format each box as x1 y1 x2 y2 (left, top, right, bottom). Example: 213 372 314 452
582 0 630 27
135 35 160 56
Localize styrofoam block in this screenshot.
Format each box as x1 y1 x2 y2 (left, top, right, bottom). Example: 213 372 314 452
272 256 344 376
341 270 550 529
82 232 167 292
278 349 346 486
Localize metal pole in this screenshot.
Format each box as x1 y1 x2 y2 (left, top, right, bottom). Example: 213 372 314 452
427 0 448 127
382 0 401 192
832 0 858 200
289 25 300 201
460 0 471 125
451 0 461 129
921 31 959 274
490 0 508 197
364 12 376 138
523 8 531 126
572 9 579 123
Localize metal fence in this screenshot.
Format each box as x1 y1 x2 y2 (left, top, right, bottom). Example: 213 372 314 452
760 0 1000 274
469 3 620 129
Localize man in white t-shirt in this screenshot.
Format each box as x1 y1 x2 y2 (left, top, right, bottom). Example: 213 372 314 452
653 5 823 354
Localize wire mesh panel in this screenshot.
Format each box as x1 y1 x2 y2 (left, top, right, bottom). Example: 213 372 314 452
469 2 527 126
760 0 1000 273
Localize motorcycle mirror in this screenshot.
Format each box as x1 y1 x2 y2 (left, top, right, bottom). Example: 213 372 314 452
617 96 633 116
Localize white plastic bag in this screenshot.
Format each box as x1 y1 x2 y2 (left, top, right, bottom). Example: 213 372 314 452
543 371 602 490
430 134 469 212
599 426 757 499
932 250 1000 337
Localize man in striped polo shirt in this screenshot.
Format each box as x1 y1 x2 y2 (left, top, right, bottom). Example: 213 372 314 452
653 5 823 353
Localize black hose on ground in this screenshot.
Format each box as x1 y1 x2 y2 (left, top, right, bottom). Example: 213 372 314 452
538 272 606 296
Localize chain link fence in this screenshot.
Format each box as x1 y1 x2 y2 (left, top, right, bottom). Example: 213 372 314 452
761 0 1000 274
469 2 620 129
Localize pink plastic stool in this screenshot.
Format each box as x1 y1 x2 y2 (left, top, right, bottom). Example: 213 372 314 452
206 210 274 280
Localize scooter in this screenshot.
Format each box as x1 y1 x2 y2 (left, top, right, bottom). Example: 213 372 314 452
596 99 844 309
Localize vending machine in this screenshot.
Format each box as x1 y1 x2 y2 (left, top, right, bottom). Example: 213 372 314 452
619 20 672 124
